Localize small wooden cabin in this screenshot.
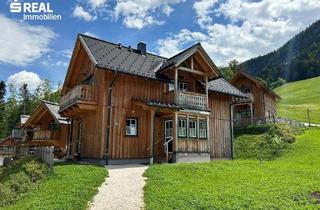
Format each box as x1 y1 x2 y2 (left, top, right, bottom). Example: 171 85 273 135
59 34 246 164
23 101 70 158
230 71 281 126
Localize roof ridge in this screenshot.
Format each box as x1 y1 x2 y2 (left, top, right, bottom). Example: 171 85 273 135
78 33 168 59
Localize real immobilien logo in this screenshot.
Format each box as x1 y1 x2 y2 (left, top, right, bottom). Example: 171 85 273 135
10 0 62 21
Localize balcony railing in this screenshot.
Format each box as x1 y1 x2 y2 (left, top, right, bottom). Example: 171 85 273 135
60 85 96 110
33 130 60 141
176 91 207 109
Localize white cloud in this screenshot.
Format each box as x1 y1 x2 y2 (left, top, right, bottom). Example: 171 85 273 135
113 0 185 29
89 0 108 9
193 0 219 28
7 70 43 91
0 14 56 66
73 5 96 21
84 31 99 38
158 0 320 66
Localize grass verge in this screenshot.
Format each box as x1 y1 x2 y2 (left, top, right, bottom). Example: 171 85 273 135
144 128 320 209
3 162 107 210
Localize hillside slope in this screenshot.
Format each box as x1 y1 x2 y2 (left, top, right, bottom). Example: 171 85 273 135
241 20 320 83
275 76 320 124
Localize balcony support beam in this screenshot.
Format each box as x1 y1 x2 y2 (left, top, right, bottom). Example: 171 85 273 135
177 67 206 76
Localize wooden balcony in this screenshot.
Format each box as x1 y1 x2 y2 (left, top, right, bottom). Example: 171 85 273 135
60 85 97 113
238 93 254 103
0 146 16 156
33 130 60 141
176 91 207 110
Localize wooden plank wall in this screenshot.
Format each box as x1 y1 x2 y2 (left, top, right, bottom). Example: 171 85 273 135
177 140 209 153
232 77 264 119
108 73 170 159
208 92 232 158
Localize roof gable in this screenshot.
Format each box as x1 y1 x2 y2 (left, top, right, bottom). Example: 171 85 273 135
157 43 220 78
230 71 281 99
25 101 69 127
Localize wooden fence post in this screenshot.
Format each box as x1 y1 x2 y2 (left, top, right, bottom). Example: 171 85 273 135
307 109 311 127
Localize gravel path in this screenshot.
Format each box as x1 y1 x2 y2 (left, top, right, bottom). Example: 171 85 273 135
89 164 148 210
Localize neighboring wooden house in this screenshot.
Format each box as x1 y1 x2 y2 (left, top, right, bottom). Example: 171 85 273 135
230 71 281 126
23 101 70 158
0 137 16 157
59 34 246 164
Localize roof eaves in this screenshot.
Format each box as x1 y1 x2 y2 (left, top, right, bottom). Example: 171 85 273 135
78 34 98 65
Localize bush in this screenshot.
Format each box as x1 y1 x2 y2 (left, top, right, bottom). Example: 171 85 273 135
0 157 49 207
235 123 304 161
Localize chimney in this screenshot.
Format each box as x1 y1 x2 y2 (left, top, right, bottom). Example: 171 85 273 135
137 42 146 55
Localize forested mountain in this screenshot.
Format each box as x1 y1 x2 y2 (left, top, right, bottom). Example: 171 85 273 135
241 19 320 84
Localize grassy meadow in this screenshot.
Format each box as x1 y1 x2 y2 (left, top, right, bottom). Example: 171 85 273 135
144 128 320 209
275 76 320 124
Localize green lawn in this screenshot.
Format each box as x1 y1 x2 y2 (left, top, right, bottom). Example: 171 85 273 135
144 128 320 209
3 162 107 210
275 76 320 124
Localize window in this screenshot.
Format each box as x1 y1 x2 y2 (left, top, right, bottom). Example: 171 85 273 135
199 120 207 138
169 83 174 92
241 87 251 93
240 109 255 118
48 123 60 131
178 118 187 137
126 118 138 136
178 82 188 91
189 120 197 138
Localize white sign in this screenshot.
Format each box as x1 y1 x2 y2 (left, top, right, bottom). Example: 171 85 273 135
10 0 62 21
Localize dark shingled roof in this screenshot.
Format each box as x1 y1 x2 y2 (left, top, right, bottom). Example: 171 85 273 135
42 101 69 125
79 34 167 79
208 78 247 98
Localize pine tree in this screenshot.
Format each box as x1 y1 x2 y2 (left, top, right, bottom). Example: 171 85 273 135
0 81 6 138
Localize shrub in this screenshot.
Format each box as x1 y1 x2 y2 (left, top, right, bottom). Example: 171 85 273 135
235 123 304 161
0 157 49 207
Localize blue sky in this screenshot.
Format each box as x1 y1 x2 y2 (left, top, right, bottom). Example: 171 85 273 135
0 0 320 90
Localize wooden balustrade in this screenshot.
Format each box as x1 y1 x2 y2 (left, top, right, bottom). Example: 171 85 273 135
176 91 207 109
33 130 60 141
60 85 96 110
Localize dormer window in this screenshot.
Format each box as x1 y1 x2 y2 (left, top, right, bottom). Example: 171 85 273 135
178 82 188 91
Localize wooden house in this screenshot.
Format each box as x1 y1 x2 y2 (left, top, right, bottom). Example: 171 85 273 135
59 34 247 164
230 71 281 126
23 101 70 157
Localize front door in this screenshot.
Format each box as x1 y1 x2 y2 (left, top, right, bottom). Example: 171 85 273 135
164 120 173 152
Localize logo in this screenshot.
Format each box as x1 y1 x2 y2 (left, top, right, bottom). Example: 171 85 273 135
10 0 62 21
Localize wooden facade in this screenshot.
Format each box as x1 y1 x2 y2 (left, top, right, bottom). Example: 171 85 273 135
59 35 244 164
230 71 281 126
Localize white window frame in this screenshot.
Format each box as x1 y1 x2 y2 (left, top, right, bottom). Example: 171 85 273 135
188 119 197 138
126 118 138 136
178 118 187 137
199 120 207 139
178 81 188 91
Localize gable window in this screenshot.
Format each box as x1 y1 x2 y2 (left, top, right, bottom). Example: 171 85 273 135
126 118 138 136
189 119 197 138
199 120 207 139
48 123 60 131
241 87 251 93
178 82 188 91
178 118 187 137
